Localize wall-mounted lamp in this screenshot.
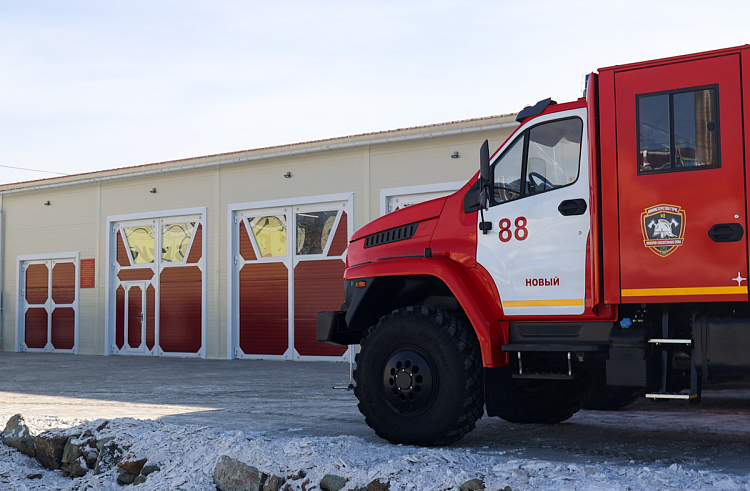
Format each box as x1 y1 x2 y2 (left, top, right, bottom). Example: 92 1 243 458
150 188 157 193
284 172 292 178
451 151 460 159
44 201 51 206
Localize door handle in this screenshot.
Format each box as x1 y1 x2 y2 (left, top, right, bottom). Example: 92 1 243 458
708 223 744 242
558 199 587 216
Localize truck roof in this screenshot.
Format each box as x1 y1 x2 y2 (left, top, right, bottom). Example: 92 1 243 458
598 44 750 73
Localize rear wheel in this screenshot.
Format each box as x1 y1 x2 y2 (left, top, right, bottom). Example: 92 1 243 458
583 370 642 410
354 306 484 446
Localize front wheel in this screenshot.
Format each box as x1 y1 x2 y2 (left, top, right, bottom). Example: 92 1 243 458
354 306 484 446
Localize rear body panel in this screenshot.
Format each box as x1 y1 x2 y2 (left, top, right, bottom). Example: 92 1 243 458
600 45 750 304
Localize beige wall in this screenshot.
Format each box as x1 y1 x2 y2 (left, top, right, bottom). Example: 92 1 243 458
0 118 517 358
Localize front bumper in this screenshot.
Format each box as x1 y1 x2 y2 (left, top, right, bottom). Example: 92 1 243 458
316 311 362 345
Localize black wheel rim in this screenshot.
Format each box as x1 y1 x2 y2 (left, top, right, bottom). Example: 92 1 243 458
381 347 437 415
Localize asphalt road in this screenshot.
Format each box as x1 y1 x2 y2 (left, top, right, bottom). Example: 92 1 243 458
1 353 749 475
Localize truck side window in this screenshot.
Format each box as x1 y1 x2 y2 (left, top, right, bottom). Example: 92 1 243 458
491 117 583 205
637 86 719 174
492 136 524 204
525 118 583 196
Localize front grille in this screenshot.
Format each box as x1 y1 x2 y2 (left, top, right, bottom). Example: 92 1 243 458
364 222 419 248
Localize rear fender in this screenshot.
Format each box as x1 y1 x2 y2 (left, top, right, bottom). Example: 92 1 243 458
346 257 508 367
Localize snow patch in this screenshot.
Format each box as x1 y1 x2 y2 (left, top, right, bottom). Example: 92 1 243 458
0 415 747 490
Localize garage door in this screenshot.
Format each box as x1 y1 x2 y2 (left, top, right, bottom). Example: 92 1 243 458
231 198 351 360
109 211 205 357
17 256 79 353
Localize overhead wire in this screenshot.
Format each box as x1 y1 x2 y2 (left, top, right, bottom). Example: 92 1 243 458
0 163 68 176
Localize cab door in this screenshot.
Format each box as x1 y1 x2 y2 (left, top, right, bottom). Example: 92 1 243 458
476 107 590 316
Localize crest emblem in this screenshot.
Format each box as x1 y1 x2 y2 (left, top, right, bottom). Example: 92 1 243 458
641 204 686 257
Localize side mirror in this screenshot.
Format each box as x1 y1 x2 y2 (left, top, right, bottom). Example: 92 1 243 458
480 140 490 183
464 140 492 213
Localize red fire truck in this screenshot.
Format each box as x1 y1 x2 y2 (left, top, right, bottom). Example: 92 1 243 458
318 45 750 446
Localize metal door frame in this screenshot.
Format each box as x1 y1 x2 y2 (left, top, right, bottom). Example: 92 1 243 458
15 252 80 353
227 193 354 361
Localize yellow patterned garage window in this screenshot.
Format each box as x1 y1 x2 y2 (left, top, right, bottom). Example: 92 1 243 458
162 222 195 263
248 216 287 257
124 226 155 264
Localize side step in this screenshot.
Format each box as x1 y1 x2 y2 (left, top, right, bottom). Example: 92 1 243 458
645 392 698 400
644 309 701 403
648 338 692 345
510 350 580 380
512 373 575 380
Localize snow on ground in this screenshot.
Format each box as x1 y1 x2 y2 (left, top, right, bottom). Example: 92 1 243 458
1 415 749 491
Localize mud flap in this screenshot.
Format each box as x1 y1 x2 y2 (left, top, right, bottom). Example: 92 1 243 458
484 366 518 417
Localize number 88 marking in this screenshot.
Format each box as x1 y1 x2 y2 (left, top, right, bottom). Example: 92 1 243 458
498 216 528 242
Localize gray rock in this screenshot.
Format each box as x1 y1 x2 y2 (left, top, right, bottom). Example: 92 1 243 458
84 447 99 469
2 414 36 457
93 440 123 475
263 475 285 491
34 432 68 470
213 455 268 491
291 470 306 480
62 436 83 464
96 436 115 452
141 463 160 476
96 421 109 432
459 478 485 490
133 474 147 485
117 471 136 485
26 474 42 479
65 456 88 478
319 474 348 491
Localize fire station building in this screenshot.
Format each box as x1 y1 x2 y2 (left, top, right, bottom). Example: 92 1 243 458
0 114 517 361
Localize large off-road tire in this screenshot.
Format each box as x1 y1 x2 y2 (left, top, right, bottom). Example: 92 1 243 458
354 306 484 446
495 371 593 424
582 370 642 411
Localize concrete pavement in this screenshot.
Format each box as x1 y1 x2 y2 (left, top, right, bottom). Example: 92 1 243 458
0 352 368 439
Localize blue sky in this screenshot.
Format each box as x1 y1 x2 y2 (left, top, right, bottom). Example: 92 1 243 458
1 1 749 184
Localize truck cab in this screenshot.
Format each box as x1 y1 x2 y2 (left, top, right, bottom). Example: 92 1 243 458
318 44 750 446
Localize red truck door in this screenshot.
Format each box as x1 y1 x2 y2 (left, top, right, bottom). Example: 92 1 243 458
614 53 748 303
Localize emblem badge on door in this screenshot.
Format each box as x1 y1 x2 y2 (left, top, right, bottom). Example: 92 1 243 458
641 204 686 257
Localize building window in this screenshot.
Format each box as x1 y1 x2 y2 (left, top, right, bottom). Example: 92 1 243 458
249 216 287 258
296 211 338 255
637 86 719 174
162 222 195 263
124 226 155 264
